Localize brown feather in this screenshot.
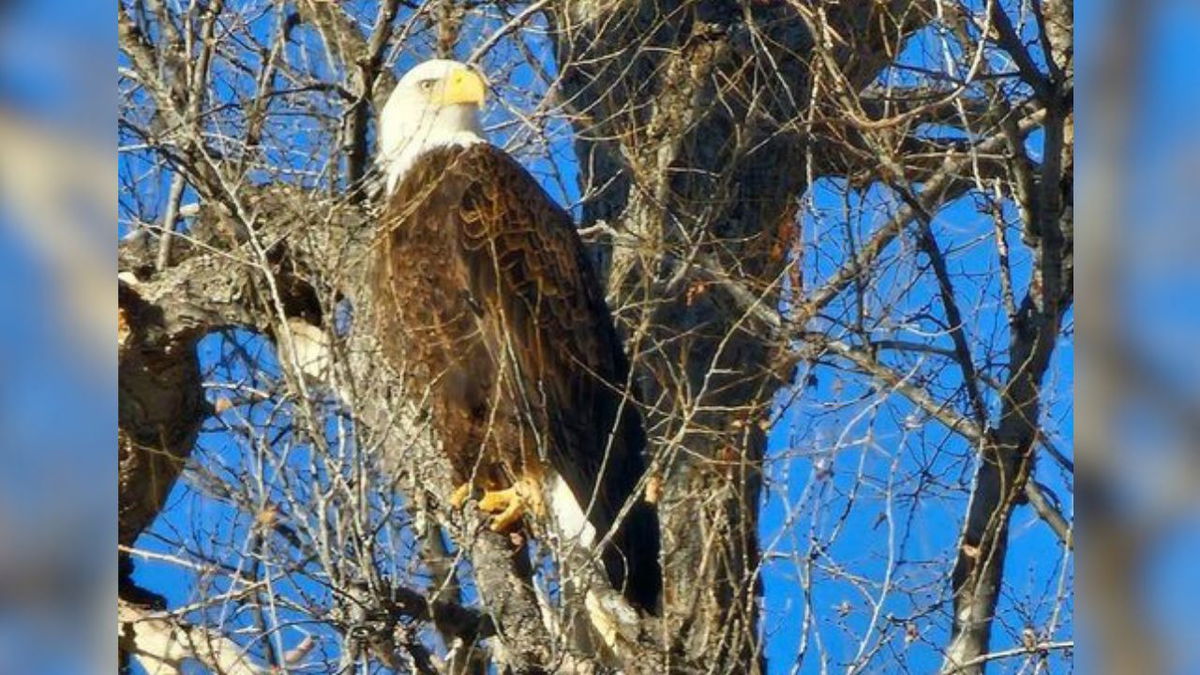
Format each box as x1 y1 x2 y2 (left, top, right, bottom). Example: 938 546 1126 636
372 143 661 612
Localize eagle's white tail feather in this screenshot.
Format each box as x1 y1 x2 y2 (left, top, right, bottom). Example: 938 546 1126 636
546 471 639 663
547 471 597 549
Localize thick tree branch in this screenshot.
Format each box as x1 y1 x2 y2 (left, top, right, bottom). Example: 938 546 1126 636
119 599 266 675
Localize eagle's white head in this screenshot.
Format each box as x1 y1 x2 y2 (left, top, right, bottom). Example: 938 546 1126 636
378 59 488 194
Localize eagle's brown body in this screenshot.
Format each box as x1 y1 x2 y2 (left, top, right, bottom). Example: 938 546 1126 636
373 143 661 612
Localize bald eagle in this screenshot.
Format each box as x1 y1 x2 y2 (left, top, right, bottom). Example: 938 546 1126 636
372 59 661 614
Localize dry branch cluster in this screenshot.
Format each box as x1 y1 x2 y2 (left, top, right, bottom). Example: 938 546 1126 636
118 1 1072 673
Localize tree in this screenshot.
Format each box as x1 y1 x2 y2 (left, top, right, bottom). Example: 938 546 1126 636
118 1 1073 672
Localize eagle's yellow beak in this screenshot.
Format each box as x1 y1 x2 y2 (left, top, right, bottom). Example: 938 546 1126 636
434 68 486 106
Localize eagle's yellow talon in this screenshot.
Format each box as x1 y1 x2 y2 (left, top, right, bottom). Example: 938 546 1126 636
475 480 542 532
449 483 473 509
477 486 516 513
489 498 526 532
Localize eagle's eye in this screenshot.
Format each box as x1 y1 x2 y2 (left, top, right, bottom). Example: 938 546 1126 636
418 79 437 93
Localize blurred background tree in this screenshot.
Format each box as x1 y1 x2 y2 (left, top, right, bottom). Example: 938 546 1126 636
117 0 1073 672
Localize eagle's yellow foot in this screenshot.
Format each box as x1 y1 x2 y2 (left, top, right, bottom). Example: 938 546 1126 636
477 479 543 532
477 485 525 532
449 483 474 510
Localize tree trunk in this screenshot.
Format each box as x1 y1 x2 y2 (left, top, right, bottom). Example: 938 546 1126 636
548 2 917 669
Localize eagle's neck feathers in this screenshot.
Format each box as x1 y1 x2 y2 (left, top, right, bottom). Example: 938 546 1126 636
382 130 485 193
379 104 486 194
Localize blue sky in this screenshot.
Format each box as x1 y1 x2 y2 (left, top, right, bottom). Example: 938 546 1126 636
753 182 1074 672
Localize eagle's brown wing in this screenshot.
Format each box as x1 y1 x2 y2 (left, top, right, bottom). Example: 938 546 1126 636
446 143 661 612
